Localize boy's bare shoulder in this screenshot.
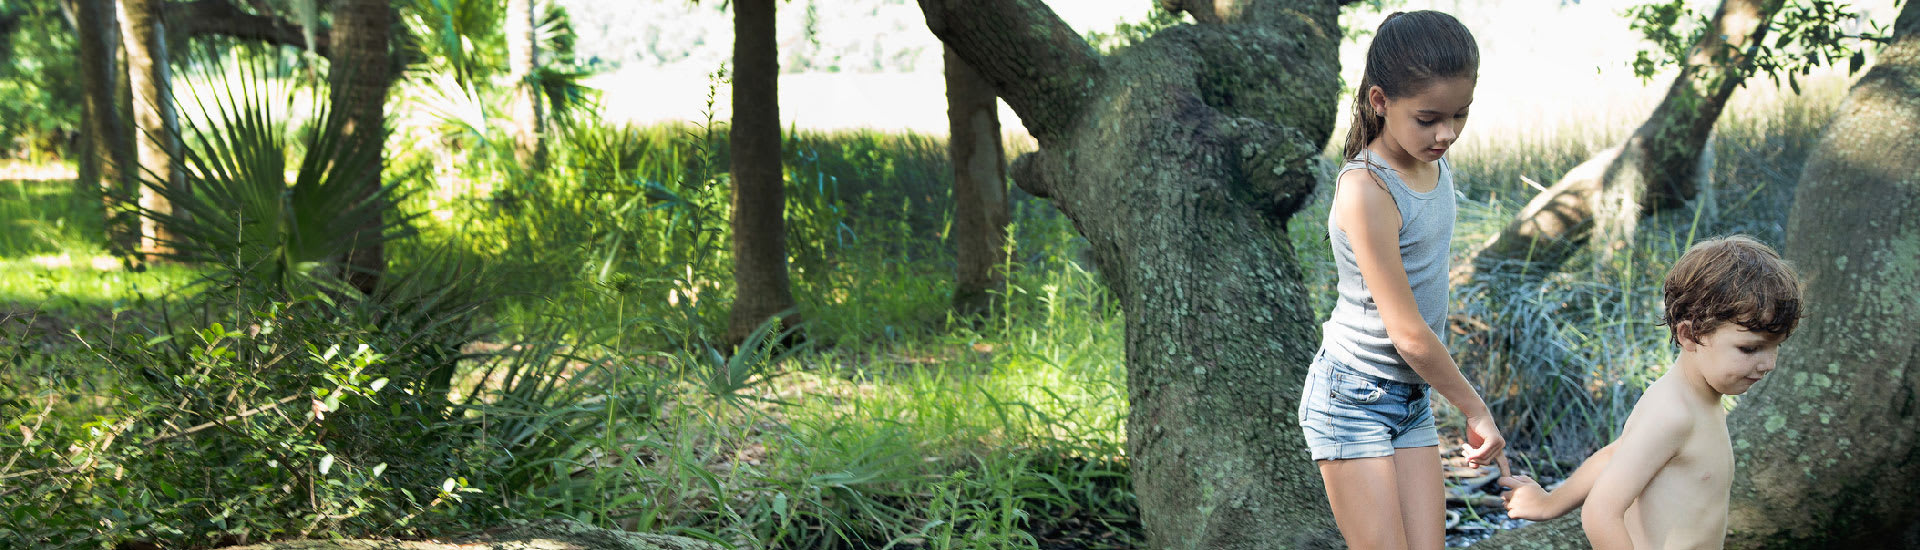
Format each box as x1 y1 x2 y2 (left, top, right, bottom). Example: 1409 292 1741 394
1622 379 1698 440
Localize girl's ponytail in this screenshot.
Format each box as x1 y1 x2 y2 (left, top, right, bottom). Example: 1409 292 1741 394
1342 72 1385 162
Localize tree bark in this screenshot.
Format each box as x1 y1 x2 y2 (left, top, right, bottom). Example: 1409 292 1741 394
1463 0 1782 281
1468 516 1584 549
328 0 393 295
119 0 183 260
923 0 1343 546
1724 2 1920 545
506 0 545 170
1473 3 1920 547
945 45 1009 319
76 0 136 253
724 0 800 348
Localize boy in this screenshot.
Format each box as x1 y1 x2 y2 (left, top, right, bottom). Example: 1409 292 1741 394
1496 234 1802 550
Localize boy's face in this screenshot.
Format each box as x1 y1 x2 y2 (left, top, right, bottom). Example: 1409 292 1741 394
1682 322 1784 396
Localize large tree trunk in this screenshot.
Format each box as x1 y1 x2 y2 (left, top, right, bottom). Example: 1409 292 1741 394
506 0 545 169
1463 0 1781 281
724 0 799 348
1474 3 1920 548
922 0 1345 546
329 0 393 295
118 0 182 260
945 45 1009 319
76 0 136 253
1724 2 1920 545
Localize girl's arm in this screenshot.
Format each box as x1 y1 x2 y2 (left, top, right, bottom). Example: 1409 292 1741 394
1332 168 1505 469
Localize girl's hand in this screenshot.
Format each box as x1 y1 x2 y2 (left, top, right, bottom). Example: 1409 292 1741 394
1464 414 1507 475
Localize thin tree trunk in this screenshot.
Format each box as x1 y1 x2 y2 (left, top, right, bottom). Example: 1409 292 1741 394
945 45 1008 319
329 0 392 295
118 0 182 260
1463 0 1782 281
1474 3 1920 547
506 0 544 169
924 0 1345 546
73 0 100 192
725 0 799 348
77 0 136 253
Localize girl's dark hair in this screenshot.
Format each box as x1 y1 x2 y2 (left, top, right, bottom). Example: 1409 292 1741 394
1342 11 1480 161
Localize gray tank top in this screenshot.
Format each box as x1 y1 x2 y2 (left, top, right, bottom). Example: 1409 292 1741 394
1320 149 1456 384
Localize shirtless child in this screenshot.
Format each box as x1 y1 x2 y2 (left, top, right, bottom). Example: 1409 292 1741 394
1496 235 1803 550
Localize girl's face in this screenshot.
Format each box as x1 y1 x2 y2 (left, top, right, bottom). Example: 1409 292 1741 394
1369 76 1475 163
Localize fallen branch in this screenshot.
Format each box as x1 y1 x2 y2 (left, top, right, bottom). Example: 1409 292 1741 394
141 393 304 446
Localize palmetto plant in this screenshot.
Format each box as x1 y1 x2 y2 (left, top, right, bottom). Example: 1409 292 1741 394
402 0 500 85
138 50 417 297
401 0 592 119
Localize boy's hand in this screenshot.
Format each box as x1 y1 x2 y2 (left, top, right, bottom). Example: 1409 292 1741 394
1498 475 1558 520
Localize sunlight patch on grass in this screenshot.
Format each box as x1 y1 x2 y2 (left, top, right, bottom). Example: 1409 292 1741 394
0 258 197 311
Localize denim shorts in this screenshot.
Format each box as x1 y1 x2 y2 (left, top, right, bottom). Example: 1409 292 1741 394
1298 348 1439 461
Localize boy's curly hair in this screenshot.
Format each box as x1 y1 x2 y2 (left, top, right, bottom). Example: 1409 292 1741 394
1662 235 1804 345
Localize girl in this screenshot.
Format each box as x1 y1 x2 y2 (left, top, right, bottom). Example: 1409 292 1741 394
1299 11 1508 549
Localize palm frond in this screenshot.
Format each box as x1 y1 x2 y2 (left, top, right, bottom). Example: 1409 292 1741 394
137 46 415 296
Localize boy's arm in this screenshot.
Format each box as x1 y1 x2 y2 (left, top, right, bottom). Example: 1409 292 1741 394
1581 403 1691 550
1500 443 1617 519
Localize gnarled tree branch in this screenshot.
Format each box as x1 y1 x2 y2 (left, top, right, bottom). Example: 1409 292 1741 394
1464 0 1785 282
917 0 1102 147
168 0 332 57
1009 150 1051 199
1159 22 1340 144
1161 0 1350 26
1221 116 1320 218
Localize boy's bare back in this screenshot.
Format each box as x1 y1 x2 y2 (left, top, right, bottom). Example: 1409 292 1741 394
1499 236 1801 550
1595 370 1735 549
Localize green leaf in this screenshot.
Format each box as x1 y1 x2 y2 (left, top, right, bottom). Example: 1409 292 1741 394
1849 51 1865 74
369 377 389 393
441 477 457 493
372 463 387 478
319 454 334 476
